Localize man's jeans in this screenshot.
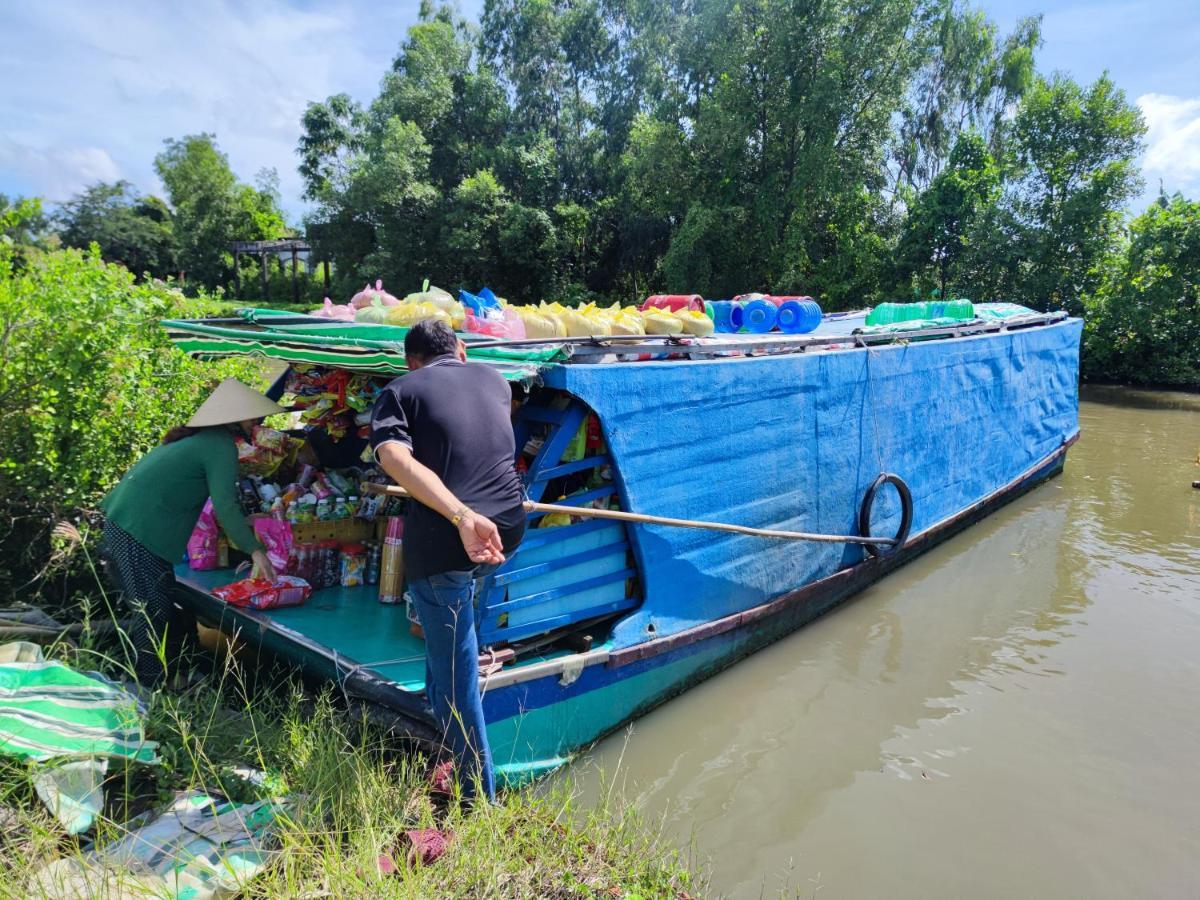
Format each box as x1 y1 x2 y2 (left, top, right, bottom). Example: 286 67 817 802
408 565 497 802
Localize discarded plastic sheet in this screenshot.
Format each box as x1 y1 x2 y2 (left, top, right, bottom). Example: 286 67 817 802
0 641 158 833
32 789 293 900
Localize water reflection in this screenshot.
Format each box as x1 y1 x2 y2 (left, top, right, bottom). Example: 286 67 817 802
570 392 1200 898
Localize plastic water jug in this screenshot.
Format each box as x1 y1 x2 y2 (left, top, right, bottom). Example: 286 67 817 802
710 300 741 333
944 298 974 319
742 299 778 333
777 298 823 334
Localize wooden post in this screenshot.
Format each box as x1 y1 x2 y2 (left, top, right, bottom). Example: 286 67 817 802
291 247 299 305
260 251 268 300
233 249 241 299
322 259 330 295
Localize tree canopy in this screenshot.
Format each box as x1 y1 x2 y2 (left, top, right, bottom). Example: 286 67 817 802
36 0 1200 384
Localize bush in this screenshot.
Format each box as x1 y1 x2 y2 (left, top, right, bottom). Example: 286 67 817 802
1082 195 1200 386
0 245 264 602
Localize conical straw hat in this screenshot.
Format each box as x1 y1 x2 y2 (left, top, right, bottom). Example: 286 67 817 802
187 378 285 428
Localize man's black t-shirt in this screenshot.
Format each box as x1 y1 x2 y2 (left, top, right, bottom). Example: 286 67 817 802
370 356 526 579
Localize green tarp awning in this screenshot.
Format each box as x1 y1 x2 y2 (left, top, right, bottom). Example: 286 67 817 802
162 309 568 381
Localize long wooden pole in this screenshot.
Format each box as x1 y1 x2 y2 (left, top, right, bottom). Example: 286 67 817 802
361 483 893 547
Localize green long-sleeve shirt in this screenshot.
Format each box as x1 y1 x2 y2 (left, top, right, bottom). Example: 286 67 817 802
101 427 263 564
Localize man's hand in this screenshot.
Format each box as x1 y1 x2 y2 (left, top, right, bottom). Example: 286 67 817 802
458 512 506 565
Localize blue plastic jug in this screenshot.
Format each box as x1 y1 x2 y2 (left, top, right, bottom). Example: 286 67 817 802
777 298 823 334
742 298 778 333
710 300 743 333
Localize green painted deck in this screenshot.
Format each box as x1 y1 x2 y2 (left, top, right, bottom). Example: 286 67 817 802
177 567 428 691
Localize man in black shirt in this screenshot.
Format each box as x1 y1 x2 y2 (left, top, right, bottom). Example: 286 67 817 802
370 319 526 801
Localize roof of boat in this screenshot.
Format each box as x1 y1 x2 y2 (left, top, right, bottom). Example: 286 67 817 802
161 305 1070 382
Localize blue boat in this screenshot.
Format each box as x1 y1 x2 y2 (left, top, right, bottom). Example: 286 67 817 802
165 305 1081 784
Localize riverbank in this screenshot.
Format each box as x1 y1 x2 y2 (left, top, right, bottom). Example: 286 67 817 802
0 627 701 897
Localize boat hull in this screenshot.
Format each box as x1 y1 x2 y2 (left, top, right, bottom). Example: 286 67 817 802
171 316 1082 785
482 439 1071 783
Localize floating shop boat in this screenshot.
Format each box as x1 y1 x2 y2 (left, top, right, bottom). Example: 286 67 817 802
163 305 1081 784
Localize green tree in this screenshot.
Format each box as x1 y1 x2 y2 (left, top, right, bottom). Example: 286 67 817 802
1001 73 1145 312
55 181 177 279
1083 194 1200 385
654 0 934 304
155 134 289 292
893 6 1040 193
0 195 50 270
895 131 1000 297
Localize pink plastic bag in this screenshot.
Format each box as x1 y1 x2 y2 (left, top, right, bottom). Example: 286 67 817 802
463 309 526 339
311 297 357 320
187 500 219 570
253 517 294 573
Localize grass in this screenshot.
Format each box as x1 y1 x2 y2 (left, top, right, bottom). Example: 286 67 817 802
0 615 703 898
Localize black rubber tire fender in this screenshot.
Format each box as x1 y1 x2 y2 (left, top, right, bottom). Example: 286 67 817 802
859 473 913 557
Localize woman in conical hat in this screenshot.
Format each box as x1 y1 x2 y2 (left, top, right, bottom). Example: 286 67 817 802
100 379 284 687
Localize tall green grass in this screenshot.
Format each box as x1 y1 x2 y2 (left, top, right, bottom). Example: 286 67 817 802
0 597 702 898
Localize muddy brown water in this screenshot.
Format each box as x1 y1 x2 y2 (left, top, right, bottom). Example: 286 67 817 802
570 386 1200 898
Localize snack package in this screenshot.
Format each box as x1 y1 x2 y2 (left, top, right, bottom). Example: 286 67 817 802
212 576 312 610
237 427 289 477
187 500 220 570
252 517 294 573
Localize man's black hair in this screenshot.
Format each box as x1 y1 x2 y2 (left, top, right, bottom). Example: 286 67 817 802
404 318 459 363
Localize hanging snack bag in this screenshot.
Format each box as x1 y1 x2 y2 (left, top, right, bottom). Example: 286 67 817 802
187 500 221 570
252 517 294 574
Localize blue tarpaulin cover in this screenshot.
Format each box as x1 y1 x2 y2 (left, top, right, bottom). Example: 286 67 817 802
545 317 1082 649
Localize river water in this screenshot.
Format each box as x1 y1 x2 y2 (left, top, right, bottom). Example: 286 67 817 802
572 387 1200 898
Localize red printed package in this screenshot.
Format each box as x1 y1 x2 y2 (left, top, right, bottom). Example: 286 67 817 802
212 576 312 610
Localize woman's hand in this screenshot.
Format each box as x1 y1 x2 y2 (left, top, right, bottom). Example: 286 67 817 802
458 512 506 565
251 549 277 582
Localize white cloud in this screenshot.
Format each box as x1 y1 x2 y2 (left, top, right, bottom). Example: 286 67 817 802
1137 93 1200 198
0 140 121 201
0 0 432 217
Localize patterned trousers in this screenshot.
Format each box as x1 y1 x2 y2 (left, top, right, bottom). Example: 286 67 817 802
101 521 194 685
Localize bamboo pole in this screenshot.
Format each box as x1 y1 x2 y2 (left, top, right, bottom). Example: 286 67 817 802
361 483 894 547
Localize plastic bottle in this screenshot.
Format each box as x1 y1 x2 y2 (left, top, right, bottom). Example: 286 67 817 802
776 298 823 334
709 301 739 333
741 298 778 333
945 298 975 319
365 542 381 586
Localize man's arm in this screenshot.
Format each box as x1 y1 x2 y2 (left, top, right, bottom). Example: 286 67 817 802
375 442 507 565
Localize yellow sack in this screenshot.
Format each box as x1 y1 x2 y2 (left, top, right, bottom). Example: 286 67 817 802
387 302 450 328
643 310 682 335
676 309 715 337
610 313 645 336
517 308 566 339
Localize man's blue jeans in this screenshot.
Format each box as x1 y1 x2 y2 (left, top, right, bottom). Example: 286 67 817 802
408 566 496 802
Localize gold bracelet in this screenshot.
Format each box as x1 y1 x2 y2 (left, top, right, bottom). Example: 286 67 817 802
450 506 471 527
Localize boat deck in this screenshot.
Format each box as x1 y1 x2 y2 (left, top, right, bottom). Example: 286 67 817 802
177 565 593 696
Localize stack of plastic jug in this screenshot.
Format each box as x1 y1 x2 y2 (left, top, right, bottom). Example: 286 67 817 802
775 297 823 334
867 299 975 326
707 295 823 334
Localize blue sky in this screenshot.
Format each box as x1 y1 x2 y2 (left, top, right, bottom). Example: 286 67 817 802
1 0 1197 219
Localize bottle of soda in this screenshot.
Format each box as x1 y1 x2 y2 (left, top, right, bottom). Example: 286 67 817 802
365 541 381 585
